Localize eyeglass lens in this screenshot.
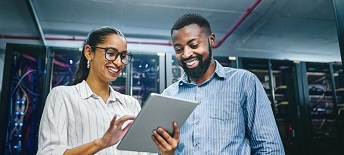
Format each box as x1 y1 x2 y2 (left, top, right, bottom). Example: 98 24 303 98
105 48 132 64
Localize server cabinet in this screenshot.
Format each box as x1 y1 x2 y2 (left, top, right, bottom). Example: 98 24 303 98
287 62 313 155
0 45 81 155
239 58 300 154
129 53 162 106
270 60 295 154
0 43 50 155
239 59 344 155
333 63 344 154
306 62 341 155
171 56 184 83
49 47 80 88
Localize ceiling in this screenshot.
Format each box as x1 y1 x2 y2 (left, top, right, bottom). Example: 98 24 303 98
0 0 341 62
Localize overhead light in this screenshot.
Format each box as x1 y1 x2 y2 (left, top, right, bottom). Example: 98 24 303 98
157 52 165 56
228 56 236 60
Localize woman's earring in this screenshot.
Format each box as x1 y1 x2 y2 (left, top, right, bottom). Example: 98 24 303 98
87 60 90 68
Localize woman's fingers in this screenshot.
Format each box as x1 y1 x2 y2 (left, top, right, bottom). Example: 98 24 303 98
115 115 135 126
122 121 133 133
102 115 135 147
110 115 118 126
109 115 135 130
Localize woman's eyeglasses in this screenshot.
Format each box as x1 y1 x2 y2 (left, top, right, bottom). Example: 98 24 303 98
92 46 133 64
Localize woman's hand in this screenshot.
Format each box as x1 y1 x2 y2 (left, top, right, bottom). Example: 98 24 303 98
151 122 180 155
96 115 135 149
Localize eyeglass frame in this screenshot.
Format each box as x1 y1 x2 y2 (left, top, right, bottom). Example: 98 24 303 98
91 46 133 64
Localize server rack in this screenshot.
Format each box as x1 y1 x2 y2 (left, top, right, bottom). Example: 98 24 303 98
305 62 341 155
129 53 162 106
239 58 314 155
287 62 313 155
333 63 344 154
239 58 344 155
0 45 85 155
270 60 295 154
49 47 81 88
0 43 50 155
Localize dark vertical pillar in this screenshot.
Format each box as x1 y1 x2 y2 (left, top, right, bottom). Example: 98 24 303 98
267 59 276 114
237 57 243 69
288 62 313 155
333 0 344 69
0 45 15 155
333 1 344 154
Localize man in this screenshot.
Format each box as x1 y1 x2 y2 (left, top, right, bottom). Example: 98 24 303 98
161 13 285 154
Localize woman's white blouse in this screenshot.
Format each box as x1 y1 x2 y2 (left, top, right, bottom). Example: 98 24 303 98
37 80 154 155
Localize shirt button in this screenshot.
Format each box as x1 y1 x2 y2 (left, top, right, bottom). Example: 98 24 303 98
196 121 200 125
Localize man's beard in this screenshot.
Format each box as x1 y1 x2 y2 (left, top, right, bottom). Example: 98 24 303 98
179 46 212 79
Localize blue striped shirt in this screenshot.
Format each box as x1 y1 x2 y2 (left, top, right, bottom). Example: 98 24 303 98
162 61 285 155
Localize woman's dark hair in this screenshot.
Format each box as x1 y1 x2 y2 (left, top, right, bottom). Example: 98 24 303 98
72 26 125 85
171 13 212 35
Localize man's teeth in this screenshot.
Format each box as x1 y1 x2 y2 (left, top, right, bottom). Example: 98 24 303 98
108 67 118 72
185 59 198 66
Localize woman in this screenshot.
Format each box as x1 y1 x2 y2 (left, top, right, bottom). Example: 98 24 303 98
37 26 179 155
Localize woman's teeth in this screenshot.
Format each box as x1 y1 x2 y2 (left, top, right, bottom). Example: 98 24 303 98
108 67 119 73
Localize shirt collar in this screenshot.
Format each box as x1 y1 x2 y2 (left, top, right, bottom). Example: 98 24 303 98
109 86 124 104
76 80 95 99
214 60 226 79
76 80 121 103
179 60 226 85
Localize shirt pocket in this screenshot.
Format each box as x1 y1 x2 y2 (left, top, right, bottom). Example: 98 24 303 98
209 92 240 121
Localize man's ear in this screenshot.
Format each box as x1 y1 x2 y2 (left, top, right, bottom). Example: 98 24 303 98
84 45 92 60
209 33 215 47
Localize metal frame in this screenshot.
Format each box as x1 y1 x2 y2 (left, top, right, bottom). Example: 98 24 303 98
159 54 166 93
165 53 173 87
25 0 46 45
287 62 313 155
333 0 344 70
267 59 276 114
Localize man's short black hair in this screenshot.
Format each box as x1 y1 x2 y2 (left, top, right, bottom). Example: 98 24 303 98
171 13 212 35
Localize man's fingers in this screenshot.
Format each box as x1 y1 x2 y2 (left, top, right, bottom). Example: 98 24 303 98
172 122 180 140
151 134 166 151
152 129 170 150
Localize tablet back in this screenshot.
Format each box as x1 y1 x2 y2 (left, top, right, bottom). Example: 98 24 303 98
117 93 197 153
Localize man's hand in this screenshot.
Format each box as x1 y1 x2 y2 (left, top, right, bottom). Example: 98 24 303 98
152 122 180 155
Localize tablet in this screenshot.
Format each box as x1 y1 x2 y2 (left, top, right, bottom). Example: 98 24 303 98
117 93 197 153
